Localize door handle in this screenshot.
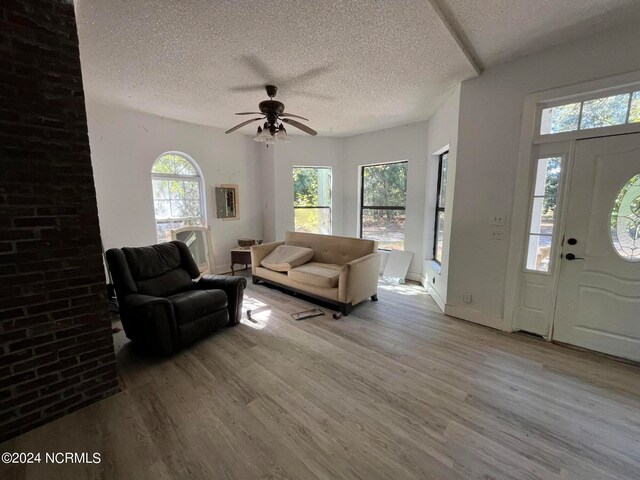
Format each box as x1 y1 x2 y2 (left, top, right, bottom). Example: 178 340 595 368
565 253 585 261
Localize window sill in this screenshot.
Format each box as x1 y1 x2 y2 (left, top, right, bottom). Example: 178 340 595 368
429 260 442 274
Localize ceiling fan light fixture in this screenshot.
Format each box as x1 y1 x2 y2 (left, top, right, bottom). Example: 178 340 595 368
258 123 272 141
226 85 317 140
253 126 266 142
275 124 290 143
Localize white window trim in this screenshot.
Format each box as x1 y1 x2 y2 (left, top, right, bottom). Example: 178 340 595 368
292 165 333 235
534 81 640 143
522 154 567 276
151 151 207 241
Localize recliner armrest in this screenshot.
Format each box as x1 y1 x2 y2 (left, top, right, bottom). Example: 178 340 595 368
121 294 177 355
195 275 247 326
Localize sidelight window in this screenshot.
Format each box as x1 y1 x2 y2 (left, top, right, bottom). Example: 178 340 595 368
525 157 562 272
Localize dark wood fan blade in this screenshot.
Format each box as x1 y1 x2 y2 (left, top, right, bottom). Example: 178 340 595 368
280 112 309 121
225 117 263 134
281 118 317 136
235 112 263 115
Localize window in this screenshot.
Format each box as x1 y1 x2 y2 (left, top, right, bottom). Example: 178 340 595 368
293 167 331 234
360 161 407 250
610 173 640 262
433 152 448 263
540 88 640 135
151 152 204 243
525 157 562 272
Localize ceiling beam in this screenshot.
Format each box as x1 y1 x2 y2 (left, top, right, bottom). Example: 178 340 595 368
427 0 484 75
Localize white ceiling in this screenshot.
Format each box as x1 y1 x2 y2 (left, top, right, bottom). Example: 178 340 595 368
75 0 640 137
440 0 640 67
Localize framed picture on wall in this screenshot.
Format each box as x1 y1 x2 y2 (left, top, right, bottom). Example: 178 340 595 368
215 184 239 220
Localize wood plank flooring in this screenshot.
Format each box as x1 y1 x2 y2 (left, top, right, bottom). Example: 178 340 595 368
2 275 640 479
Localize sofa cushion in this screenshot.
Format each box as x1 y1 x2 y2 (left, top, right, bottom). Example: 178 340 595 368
261 245 314 272
288 262 342 288
284 231 377 265
168 289 227 325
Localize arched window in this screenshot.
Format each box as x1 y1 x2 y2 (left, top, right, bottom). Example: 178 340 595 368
151 152 205 243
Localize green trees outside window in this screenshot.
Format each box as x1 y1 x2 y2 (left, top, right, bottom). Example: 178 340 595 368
293 167 332 234
151 153 204 243
360 161 408 250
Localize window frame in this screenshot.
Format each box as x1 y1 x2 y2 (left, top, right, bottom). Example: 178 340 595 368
151 151 206 243
359 160 408 251
523 154 565 275
535 83 640 141
433 151 448 264
292 166 332 235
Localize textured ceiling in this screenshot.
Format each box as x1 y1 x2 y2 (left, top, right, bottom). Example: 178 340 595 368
75 0 474 136
75 1 640 137
440 0 640 67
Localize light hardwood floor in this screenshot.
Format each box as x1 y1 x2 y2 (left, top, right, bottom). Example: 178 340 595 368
2 274 640 479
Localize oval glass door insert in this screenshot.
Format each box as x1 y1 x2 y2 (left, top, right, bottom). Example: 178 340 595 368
610 174 640 261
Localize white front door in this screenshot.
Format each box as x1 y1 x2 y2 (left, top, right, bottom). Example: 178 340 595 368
553 133 640 361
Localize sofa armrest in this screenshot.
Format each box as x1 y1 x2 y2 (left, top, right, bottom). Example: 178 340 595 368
250 241 284 274
195 275 247 326
343 253 381 305
121 294 177 355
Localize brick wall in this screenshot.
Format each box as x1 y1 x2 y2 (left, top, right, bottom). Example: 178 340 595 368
0 0 119 441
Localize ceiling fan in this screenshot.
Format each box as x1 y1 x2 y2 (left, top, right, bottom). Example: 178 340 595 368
225 85 317 144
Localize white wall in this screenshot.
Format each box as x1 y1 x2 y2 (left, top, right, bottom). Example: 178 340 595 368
447 23 640 329
343 122 429 278
86 101 263 273
258 144 276 243
423 87 460 310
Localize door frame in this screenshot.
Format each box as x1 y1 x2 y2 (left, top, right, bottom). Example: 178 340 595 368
505 70 640 338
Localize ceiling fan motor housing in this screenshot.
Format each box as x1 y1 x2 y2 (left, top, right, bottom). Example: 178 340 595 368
259 100 285 115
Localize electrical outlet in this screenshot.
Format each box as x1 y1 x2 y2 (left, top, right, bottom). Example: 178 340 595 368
490 214 506 226
490 229 503 240
463 293 472 304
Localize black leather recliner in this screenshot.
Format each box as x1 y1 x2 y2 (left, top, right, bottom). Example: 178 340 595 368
106 241 246 355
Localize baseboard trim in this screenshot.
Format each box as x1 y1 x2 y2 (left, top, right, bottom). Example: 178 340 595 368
405 272 422 282
444 304 510 331
426 284 445 312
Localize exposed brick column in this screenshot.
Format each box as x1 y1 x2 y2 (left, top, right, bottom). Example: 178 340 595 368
0 0 119 441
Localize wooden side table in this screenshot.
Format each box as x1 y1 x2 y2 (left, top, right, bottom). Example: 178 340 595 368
230 248 252 275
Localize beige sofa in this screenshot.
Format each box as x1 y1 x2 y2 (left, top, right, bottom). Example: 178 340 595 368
251 231 381 315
